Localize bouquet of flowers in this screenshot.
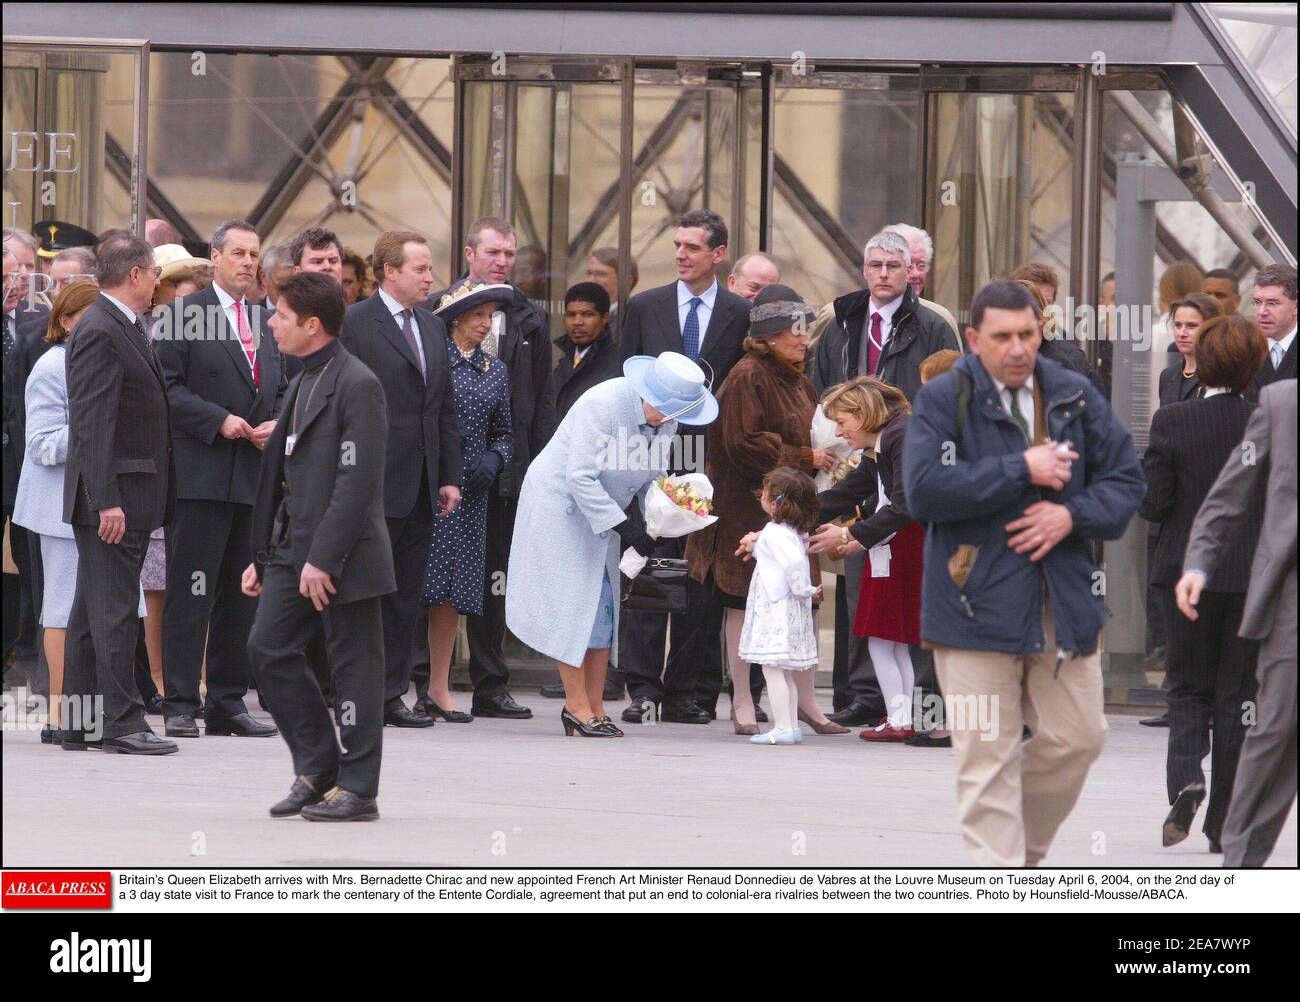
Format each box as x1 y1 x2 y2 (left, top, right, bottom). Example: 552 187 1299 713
618 473 718 579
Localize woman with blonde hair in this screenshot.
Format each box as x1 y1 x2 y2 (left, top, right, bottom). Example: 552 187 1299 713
806 375 922 742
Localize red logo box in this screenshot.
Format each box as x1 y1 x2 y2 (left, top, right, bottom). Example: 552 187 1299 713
2 871 112 909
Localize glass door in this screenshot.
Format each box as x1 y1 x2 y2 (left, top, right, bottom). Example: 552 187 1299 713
3 36 150 237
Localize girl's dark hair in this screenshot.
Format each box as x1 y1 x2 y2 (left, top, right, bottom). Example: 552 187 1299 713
762 466 821 534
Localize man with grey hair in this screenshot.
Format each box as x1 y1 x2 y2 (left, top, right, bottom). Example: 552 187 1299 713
61 235 177 753
153 218 285 739
810 227 959 727
882 222 959 337
259 243 295 311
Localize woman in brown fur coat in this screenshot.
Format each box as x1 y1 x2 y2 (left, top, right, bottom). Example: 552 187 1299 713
686 284 847 735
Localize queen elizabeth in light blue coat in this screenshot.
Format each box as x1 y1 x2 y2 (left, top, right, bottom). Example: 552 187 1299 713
506 352 718 736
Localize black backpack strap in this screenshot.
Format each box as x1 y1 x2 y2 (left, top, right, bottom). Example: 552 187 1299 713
953 368 971 446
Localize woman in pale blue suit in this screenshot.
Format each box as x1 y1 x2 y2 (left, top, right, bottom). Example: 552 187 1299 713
13 282 144 742
506 351 718 737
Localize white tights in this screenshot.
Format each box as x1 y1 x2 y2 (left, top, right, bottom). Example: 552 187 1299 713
868 637 915 728
761 665 800 734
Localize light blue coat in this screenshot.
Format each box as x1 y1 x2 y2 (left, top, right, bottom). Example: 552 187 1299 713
506 377 677 667
13 344 73 539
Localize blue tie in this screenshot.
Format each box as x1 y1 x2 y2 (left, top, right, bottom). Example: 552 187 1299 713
682 296 703 360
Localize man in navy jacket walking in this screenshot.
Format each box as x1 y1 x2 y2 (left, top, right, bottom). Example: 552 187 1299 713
904 281 1144 866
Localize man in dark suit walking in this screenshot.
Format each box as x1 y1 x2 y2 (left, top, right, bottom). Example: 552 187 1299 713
1178 378 1297 867
426 216 555 719
1251 263 1297 390
154 219 284 739
3 230 49 671
243 273 394 821
61 235 177 754
618 208 752 725
342 230 461 727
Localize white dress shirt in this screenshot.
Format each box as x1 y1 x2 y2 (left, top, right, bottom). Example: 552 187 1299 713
100 291 142 327
378 286 428 375
1269 325 1296 371
992 373 1036 441
859 292 904 374
212 281 256 376
676 280 718 351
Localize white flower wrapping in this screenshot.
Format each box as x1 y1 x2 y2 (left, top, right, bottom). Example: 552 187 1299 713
618 473 719 579
810 404 857 491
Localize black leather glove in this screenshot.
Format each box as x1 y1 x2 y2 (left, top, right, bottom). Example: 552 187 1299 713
464 451 502 494
614 518 656 558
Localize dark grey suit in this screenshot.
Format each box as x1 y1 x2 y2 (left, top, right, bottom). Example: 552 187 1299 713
1142 393 1262 842
246 341 394 798
62 293 175 741
341 291 461 706
1183 380 1297 867
154 283 289 721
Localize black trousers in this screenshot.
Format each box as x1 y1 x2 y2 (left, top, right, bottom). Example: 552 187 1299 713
832 564 886 713
247 560 385 799
64 525 150 741
621 535 722 704
382 480 434 705
9 518 39 657
465 490 516 702
161 499 256 720
1159 586 1258 840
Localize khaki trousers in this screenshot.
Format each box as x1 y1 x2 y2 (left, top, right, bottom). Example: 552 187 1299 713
934 607 1108 866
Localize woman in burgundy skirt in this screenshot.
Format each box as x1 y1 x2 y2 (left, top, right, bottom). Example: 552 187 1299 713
808 376 921 742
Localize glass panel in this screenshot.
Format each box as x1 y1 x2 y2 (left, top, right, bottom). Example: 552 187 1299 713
771 79 921 308
146 52 454 282
1205 1 1298 136
928 90 1075 326
1096 85 1285 689
2 44 142 239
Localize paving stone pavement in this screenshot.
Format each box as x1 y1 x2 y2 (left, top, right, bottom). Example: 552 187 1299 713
2 692 1294 868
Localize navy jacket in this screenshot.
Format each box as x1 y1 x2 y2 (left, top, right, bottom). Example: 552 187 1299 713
903 353 1144 655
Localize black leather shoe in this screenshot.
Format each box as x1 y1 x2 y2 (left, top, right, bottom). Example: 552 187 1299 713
384 701 435 728
104 730 179 755
826 700 885 726
206 712 278 737
144 693 164 715
165 715 200 738
561 707 617 737
1140 711 1170 727
540 683 566 699
905 731 953 748
60 733 102 751
270 774 334 818
661 698 712 724
1162 783 1205 847
416 697 473 723
301 786 379 822
622 696 657 724
40 725 57 744
472 693 532 719
754 704 769 724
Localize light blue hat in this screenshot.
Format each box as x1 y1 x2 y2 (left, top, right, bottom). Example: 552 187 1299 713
623 351 719 425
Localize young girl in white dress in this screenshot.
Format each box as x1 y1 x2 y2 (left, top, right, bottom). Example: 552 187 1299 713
738 467 822 746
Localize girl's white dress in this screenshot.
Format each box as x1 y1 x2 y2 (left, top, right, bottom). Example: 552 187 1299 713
737 521 819 670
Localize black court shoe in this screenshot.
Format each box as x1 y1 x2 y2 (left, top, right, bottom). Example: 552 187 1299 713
561 707 616 737
1162 783 1205 847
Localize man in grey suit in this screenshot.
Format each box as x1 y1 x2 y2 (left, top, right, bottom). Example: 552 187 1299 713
1177 379 1297 867
243 272 394 821
62 235 177 754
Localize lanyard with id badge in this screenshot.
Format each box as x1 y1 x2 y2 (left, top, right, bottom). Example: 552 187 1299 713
286 358 334 457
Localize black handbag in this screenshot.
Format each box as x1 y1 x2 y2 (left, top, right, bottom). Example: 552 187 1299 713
620 557 691 615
